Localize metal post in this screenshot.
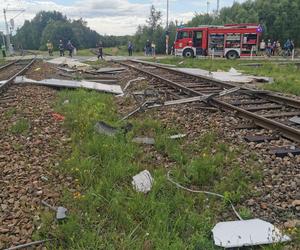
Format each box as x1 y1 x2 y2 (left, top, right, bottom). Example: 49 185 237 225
3 8 12 54
165 0 169 55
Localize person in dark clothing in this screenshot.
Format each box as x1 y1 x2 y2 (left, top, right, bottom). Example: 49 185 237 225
97 41 103 60
58 40 64 56
128 41 133 56
146 40 151 56
66 40 74 57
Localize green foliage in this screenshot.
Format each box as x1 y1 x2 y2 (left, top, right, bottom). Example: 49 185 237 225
13 11 130 50
34 88 263 249
10 118 30 135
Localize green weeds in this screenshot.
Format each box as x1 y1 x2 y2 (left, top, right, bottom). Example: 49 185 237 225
10 118 30 135
36 89 283 249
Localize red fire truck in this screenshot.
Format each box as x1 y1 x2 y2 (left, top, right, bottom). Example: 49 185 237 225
174 23 262 59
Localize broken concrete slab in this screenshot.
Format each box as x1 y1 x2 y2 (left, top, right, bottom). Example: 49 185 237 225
56 66 77 73
212 219 290 248
94 121 118 136
289 116 300 125
47 57 90 70
132 137 155 145
132 170 153 193
96 67 126 74
14 76 123 95
176 67 272 84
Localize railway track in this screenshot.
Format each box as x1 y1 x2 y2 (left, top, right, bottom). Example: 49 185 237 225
0 58 36 95
118 59 300 148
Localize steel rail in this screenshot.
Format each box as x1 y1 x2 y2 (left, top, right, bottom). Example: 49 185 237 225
0 57 36 93
0 60 19 71
119 60 300 143
129 59 300 109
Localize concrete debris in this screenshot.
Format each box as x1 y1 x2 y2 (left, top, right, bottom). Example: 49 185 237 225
132 170 153 193
94 121 118 136
56 66 77 73
212 219 291 248
14 76 123 95
289 116 300 125
124 77 146 91
63 99 70 105
96 67 126 74
132 137 155 145
176 67 272 84
41 200 67 220
47 57 90 70
169 134 186 139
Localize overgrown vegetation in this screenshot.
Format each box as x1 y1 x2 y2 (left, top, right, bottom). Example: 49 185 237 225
12 11 130 50
150 57 300 96
10 118 30 135
33 89 269 249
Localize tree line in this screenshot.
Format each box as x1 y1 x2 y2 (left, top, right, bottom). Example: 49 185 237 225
188 0 300 45
12 11 130 50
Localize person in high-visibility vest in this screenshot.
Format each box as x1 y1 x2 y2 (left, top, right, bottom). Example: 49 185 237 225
1 44 6 57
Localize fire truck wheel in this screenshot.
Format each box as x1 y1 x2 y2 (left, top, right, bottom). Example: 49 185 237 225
226 50 239 60
183 49 194 58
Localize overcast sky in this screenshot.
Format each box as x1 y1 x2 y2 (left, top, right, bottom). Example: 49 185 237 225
0 0 245 36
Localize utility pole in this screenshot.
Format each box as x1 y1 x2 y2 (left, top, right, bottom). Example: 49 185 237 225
3 8 25 54
3 8 12 53
207 1 210 14
217 0 220 14
165 0 169 55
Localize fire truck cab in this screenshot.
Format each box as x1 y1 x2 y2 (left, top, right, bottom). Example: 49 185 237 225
174 23 262 59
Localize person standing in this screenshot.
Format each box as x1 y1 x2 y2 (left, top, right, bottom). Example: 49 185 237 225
1 44 6 58
97 41 103 60
259 39 266 55
266 39 272 56
151 41 156 56
128 41 133 56
66 40 74 57
58 40 64 57
146 40 151 56
46 40 53 56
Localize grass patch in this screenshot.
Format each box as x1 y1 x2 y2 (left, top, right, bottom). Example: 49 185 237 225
149 57 300 96
10 118 30 135
35 89 287 249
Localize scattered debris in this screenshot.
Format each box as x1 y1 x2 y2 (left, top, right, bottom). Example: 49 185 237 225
289 116 300 125
63 99 70 105
167 170 242 220
51 112 65 122
176 67 272 84
132 137 155 145
169 134 186 139
124 77 146 91
4 239 52 250
244 135 279 143
96 67 126 74
15 76 123 95
212 219 291 248
56 66 77 73
132 170 153 193
47 57 90 70
41 200 68 220
94 121 118 136
34 67 41 71
270 147 300 157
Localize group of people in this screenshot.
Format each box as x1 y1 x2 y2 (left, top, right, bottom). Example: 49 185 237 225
260 39 295 57
126 40 156 57
144 40 156 56
46 40 76 57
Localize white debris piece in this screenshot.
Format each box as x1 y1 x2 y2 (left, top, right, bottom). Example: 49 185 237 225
47 57 90 70
176 68 272 83
0 80 7 86
132 137 155 145
212 219 291 248
14 76 123 95
169 134 187 139
132 170 153 193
